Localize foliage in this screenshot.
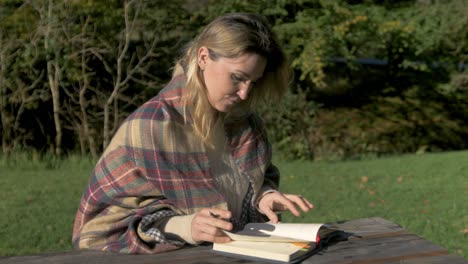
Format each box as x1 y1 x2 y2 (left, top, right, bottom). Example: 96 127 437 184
308 89 468 161
274 0 467 90
0 0 194 155
1 0 468 160
267 0 468 160
259 87 320 160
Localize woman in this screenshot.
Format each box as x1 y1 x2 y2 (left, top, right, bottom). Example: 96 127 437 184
72 13 313 254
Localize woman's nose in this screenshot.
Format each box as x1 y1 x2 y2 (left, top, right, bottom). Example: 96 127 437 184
237 82 251 100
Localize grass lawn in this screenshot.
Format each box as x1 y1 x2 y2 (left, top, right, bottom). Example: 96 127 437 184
0 151 466 258
276 151 467 258
0 155 93 256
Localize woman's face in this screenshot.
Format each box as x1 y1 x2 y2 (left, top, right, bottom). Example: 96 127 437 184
198 47 266 112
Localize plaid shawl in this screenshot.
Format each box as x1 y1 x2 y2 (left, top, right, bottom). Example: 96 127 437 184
72 74 280 254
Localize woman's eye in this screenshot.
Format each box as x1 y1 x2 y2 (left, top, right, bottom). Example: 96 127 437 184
231 74 242 84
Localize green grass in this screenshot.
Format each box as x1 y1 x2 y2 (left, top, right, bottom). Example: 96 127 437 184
276 151 467 258
0 151 466 258
0 154 94 256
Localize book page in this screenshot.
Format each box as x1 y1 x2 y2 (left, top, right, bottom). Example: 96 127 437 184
223 222 326 242
213 240 313 262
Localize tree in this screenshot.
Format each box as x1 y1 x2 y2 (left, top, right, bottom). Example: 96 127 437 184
0 1 50 154
0 32 17 154
28 0 69 156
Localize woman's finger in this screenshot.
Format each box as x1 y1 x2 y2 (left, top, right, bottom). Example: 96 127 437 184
203 208 232 221
213 235 232 243
191 208 233 243
260 206 280 223
285 194 314 212
258 192 314 221
271 194 301 216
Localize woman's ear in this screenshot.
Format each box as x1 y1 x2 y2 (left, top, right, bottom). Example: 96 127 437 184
197 46 209 70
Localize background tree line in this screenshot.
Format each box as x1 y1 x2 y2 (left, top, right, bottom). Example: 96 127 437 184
0 0 467 160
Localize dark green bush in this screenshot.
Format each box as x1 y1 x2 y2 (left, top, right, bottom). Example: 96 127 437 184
259 88 320 160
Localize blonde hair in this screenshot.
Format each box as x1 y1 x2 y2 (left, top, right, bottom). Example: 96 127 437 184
176 13 289 146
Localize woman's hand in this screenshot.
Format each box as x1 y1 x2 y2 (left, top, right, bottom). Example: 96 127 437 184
191 208 233 243
257 192 314 223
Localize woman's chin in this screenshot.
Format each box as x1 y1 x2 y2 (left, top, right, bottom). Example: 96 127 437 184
214 103 235 113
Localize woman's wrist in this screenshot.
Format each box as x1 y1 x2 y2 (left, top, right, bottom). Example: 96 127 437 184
255 186 279 213
158 214 199 245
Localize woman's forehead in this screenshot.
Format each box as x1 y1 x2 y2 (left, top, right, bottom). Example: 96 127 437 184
218 53 266 78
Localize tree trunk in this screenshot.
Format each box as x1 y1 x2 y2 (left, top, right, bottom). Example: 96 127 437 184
79 19 98 159
44 0 62 156
102 1 131 150
0 52 8 155
47 59 62 156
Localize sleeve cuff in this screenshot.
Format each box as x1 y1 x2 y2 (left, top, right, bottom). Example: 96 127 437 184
158 214 199 245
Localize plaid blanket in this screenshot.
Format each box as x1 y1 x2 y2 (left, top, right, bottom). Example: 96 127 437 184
72 74 280 253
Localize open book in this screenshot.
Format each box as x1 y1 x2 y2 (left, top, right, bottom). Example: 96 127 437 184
212 222 339 263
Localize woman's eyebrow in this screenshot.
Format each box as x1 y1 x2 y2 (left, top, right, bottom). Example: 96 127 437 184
235 70 263 81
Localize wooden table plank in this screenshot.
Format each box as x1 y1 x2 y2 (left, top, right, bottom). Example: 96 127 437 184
0 248 253 264
302 217 467 264
0 217 466 264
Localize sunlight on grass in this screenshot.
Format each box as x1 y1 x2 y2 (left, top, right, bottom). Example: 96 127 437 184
276 151 468 258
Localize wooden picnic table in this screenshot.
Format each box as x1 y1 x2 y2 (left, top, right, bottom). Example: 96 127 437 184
1 217 466 264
